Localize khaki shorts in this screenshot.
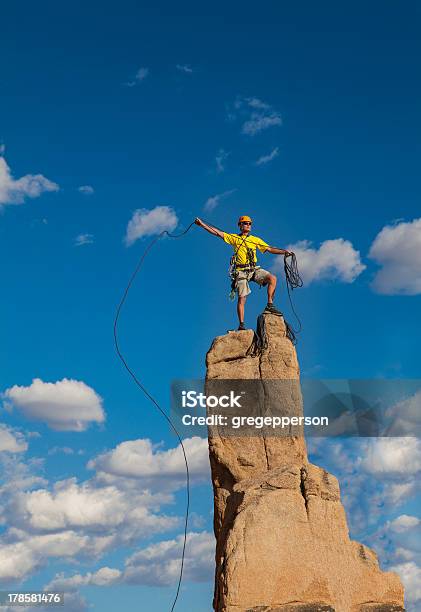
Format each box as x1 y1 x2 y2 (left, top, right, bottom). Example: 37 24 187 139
235 267 271 298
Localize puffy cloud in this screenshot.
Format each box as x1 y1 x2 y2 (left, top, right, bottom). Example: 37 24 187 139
385 390 421 436
384 482 417 505
89 436 209 490
368 218 421 295
74 233 94 247
0 425 27 453
0 531 90 581
361 438 421 475
3 378 105 431
204 189 236 213
0 157 59 207
125 205 178 246
389 561 421 606
77 185 94 195
123 531 214 585
45 532 214 594
389 515 420 533
13 478 174 534
0 468 177 583
255 147 279 166
47 567 122 591
277 238 366 285
0 436 207 586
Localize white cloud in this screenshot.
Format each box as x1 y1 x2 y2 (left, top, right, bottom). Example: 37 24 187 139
0 157 59 207
77 185 94 195
176 64 193 73
47 567 122 592
361 438 421 475
125 205 178 246
389 561 421 605
204 189 236 213
89 436 209 489
125 67 149 87
245 97 270 110
277 238 366 285
215 148 229 173
385 482 417 505
0 531 90 581
20 480 161 531
74 233 94 247
3 378 105 431
0 432 193 584
385 390 421 436
255 147 279 166
0 471 177 580
45 531 214 593
389 515 420 533
242 112 282 136
0 425 27 453
229 97 282 136
369 218 421 295
48 446 75 456
123 531 214 586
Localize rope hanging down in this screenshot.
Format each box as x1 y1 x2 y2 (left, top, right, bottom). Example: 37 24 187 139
113 221 195 612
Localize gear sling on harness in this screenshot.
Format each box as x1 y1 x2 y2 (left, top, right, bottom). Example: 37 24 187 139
228 240 256 300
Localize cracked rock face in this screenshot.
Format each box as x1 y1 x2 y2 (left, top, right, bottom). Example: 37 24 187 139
206 314 405 612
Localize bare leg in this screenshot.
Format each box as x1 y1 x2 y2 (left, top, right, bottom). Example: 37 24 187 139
237 296 246 324
266 274 277 304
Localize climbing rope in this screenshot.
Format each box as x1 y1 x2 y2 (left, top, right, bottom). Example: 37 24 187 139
113 221 195 612
283 252 303 338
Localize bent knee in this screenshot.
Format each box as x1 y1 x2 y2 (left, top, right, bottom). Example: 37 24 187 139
267 273 277 284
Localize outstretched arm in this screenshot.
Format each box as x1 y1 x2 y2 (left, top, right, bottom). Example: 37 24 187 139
266 246 293 257
195 217 224 239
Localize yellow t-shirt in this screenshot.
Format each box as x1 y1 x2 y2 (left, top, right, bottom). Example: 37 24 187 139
223 233 269 265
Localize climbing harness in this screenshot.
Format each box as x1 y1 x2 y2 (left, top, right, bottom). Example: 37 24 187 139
113 217 303 612
228 233 257 300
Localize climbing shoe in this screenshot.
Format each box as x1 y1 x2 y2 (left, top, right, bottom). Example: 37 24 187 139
237 322 246 331
264 303 283 316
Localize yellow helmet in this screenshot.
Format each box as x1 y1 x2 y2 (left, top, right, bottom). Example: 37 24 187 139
238 215 252 225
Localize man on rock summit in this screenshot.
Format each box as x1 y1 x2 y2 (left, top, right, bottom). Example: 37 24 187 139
195 215 292 330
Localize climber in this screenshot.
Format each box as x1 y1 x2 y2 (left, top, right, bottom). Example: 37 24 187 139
195 215 293 330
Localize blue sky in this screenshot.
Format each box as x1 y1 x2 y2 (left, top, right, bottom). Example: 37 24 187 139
0 1 420 610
